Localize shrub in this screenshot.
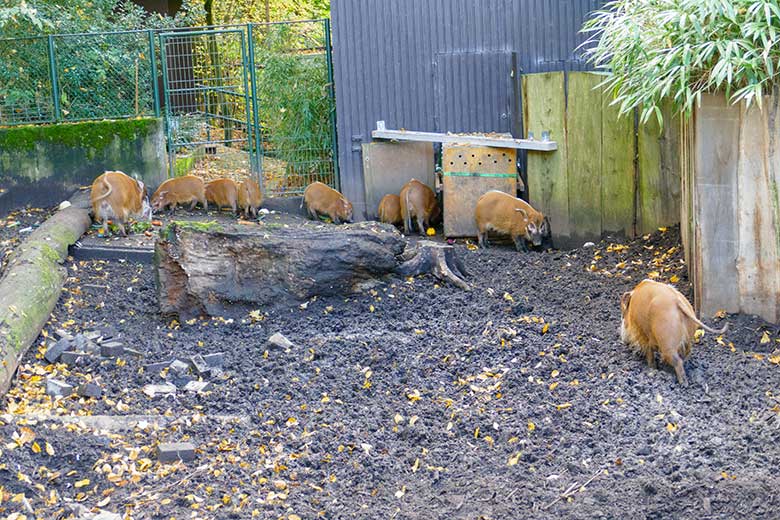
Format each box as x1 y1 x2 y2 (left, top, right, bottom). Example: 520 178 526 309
583 0 780 126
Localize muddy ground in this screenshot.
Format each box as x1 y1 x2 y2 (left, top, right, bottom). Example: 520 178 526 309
2 217 780 519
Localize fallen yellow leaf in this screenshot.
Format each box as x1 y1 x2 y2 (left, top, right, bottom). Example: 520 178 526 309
74 479 90 488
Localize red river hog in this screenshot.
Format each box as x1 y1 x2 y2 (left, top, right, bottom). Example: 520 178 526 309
399 179 440 236
238 178 263 218
151 175 207 214
90 170 151 236
302 181 353 224
475 190 548 251
378 194 402 226
620 279 728 385
205 178 239 213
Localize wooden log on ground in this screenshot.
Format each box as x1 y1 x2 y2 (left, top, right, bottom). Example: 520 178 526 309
0 207 91 395
155 220 470 319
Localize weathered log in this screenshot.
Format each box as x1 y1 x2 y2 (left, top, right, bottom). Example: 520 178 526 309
0 207 92 396
155 220 470 319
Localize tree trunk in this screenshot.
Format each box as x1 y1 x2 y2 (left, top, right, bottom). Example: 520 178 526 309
155 221 470 319
0 207 92 396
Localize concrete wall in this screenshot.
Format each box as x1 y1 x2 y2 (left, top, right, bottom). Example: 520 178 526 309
0 118 166 212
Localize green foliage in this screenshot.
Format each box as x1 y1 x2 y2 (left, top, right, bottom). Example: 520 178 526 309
0 0 204 125
212 0 329 24
0 117 159 151
583 0 780 126
254 23 334 182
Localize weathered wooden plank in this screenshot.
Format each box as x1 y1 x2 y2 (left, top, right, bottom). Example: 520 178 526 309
566 72 603 243
680 118 695 278
371 124 558 151
523 72 570 242
362 142 434 220
637 103 682 234
736 102 777 319
600 84 635 236
694 93 740 317
767 93 780 322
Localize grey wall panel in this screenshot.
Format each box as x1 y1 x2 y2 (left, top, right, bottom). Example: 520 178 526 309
332 0 606 219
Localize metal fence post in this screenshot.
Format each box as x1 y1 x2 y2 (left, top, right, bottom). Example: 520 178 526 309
47 35 61 122
247 23 265 191
324 19 340 191
148 29 161 118
159 33 175 178
239 30 257 183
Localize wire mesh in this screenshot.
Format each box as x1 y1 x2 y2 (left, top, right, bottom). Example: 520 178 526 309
0 36 54 125
53 31 157 121
161 29 254 181
252 20 336 195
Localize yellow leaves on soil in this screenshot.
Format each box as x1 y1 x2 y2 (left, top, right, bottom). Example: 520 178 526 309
527 421 536 432
761 331 771 344
406 389 422 403
556 402 572 411
74 479 90 488
507 452 522 466
666 423 678 434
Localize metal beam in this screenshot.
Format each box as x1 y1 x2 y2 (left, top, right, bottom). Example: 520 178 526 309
371 121 557 151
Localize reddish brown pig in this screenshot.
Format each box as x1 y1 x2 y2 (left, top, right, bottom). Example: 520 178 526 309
205 178 239 213
302 181 353 224
238 178 263 217
151 175 207 214
620 279 728 385
475 190 548 251
399 179 440 236
377 194 402 226
90 170 151 236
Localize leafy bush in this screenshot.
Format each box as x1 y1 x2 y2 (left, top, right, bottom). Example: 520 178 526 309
0 0 204 124
583 0 780 126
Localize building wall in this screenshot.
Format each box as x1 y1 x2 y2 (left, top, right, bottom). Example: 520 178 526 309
331 0 606 218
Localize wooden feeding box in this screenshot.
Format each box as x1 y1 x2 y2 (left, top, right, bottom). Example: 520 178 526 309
441 143 518 237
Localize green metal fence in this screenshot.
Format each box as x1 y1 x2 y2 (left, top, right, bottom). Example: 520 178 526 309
0 21 338 196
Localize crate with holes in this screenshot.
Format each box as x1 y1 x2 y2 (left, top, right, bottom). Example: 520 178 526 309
441 142 520 238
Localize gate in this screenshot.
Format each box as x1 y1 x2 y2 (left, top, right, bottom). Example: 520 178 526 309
159 29 258 182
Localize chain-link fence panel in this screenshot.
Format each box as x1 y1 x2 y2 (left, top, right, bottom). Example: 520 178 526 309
0 36 55 125
53 31 157 121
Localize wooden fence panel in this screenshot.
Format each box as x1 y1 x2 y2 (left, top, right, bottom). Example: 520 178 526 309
692 94 741 316
524 71 680 247
566 72 603 242
600 88 635 235
523 72 570 239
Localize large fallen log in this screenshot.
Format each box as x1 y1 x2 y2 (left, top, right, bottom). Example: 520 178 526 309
0 206 92 395
155 220 469 319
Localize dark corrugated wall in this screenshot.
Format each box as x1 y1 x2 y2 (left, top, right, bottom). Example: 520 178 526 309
331 0 606 218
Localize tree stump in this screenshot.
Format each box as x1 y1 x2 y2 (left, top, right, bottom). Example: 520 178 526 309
155 220 470 319
397 240 470 290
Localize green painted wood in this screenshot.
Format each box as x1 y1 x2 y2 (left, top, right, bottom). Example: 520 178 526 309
565 72 603 242
637 103 682 234
523 72 569 240
600 85 636 236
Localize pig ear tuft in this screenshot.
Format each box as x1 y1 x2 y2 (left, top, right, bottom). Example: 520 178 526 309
515 208 528 219
620 291 632 309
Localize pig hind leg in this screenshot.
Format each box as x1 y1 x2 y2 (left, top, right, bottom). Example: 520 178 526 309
416 213 426 236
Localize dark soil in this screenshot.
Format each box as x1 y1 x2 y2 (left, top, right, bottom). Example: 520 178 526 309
2 223 780 519
0 206 53 277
